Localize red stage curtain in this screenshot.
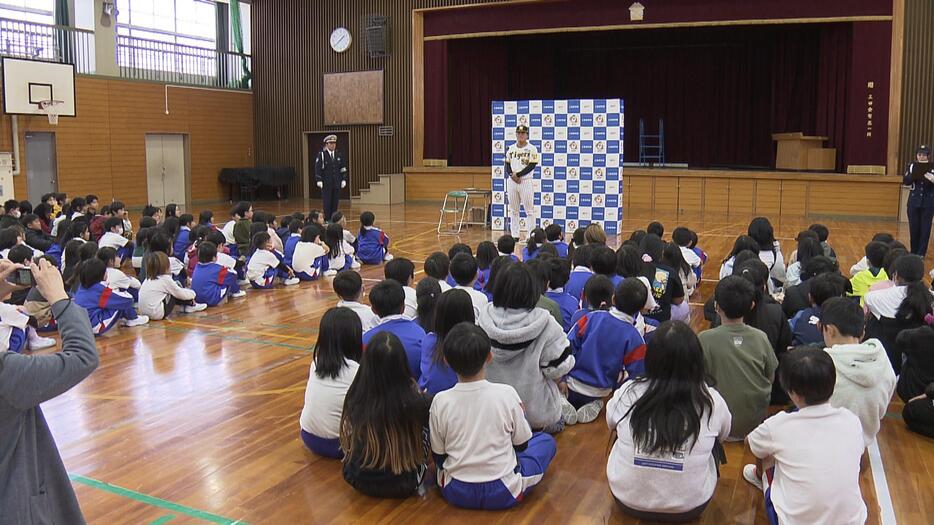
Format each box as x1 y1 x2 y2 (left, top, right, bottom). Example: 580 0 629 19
438 23 856 170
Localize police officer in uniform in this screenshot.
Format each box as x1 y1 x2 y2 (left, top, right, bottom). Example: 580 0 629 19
314 135 348 222
904 144 934 257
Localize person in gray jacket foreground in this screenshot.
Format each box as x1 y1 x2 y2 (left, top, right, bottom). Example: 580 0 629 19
0 257 99 524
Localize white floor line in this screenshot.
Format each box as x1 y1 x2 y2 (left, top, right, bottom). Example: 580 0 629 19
868 440 897 525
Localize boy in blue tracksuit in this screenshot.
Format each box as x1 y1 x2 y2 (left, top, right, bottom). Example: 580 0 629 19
543 257 578 330
356 211 392 265
563 277 647 425
191 242 245 306
496 234 521 263
172 214 195 263
544 223 569 258
74 259 148 335
282 220 302 267
362 280 426 381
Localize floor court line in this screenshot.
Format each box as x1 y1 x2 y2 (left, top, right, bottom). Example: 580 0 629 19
868 440 897 525
150 325 314 352
69 474 248 525
148 515 176 525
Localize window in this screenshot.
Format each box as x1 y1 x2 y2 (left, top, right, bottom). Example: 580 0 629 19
116 0 218 76
0 0 55 25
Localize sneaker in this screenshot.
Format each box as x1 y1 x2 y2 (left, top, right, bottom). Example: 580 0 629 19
28 334 56 350
576 399 605 424
350 261 361 270
237 279 250 286
231 290 247 299
542 419 565 434
743 464 763 491
182 303 208 313
384 253 394 262
324 269 338 277
123 315 149 327
560 397 579 426
283 277 300 286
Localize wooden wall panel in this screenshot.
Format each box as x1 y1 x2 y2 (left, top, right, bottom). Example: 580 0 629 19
729 180 755 215
897 0 934 174
678 178 703 213
754 180 782 216
405 168 903 219
628 177 654 211
808 181 900 217
780 181 808 216
252 0 499 198
653 180 678 212
323 71 384 125
703 178 730 214
0 77 252 207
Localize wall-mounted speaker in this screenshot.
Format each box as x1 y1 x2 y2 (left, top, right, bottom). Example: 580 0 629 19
365 15 389 58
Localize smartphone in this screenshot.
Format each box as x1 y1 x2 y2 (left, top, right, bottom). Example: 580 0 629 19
6 268 35 287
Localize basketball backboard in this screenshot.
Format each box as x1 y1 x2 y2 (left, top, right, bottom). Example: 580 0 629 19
2 57 76 117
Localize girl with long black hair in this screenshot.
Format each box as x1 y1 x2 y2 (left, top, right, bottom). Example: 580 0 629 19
606 321 731 522
300 307 362 459
340 331 430 498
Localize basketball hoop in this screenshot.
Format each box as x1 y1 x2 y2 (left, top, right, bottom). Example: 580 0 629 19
38 99 64 125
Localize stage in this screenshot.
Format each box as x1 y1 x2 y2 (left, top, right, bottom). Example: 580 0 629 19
403 166 905 220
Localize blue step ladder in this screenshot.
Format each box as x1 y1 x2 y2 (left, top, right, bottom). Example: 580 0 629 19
639 118 666 166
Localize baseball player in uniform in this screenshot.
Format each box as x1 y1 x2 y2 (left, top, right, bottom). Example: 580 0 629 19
504 125 539 239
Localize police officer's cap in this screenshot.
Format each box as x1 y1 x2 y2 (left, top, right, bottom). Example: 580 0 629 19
516 125 530 134
918 144 931 155
323 135 338 144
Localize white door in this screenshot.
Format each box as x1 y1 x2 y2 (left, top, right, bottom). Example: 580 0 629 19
145 134 188 208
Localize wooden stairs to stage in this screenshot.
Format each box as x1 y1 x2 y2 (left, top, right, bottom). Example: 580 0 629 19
351 173 406 205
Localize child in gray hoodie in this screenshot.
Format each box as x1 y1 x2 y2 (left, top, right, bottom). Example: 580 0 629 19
820 297 896 446
478 263 575 432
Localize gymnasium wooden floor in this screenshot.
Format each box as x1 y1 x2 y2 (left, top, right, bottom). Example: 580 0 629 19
37 200 934 524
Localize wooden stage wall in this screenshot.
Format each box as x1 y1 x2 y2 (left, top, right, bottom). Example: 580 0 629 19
403 166 904 219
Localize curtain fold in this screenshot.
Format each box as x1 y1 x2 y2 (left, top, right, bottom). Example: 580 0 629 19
230 0 252 89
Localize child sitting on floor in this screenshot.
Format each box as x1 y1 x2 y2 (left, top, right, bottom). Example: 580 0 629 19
522 228 546 260
744 348 867 525
850 241 890 305
362 280 426 380
544 256 577 330
418 288 476 395
282 219 303 268
356 211 393 264
450 253 490 318
323 223 360 276
75 258 149 334
139 252 207 320
98 247 141 302
385 258 418 319
564 278 648 425
474 241 498 292
191 241 246 306
424 252 452 292
299 306 362 459
566 244 594 304
333 271 379 332
291 225 329 281
246 232 299 289
544 223 568 258
430 322 557 510
497 234 520 263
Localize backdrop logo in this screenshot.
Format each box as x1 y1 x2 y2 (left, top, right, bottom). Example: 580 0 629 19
494 141 503 152
519 115 529 125
596 114 605 125
594 194 604 206
543 166 552 177
494 115 503 126
494 166 503 176
544 115 553 126
569 194 578 205
595 167 604 179
544 141 553 152
569 141 579 152
569 167 578 179
570 114 579 126
543 193 553 205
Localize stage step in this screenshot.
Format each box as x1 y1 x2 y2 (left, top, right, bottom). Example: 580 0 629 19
351 173 405 205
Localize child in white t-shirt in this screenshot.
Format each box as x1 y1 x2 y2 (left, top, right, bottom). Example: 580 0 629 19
99 247 141 302
299 306 362 458
98 216 133 263
332 270 379 332
430 322 556 510
291 225 329 281
744 348 867 525
246 232 299 289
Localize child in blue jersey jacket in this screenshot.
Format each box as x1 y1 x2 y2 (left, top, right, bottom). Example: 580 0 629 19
545 223 569 258
74 258 148 335
563 277 648 425
173 214 195 263
569 274 615 327
474 241 498 293
544 256 577 330
191 241 245 306
246 232 299 289
445 243 472 288
282 219 303 267
521 228 546 260
418 288 476 395
356 211 393 264
291 225 329 281
565 244 594 304
362 279 426 381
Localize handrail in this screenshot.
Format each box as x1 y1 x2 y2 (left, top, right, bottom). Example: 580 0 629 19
0 16 94 35
117 34 251 90
0 16 95 74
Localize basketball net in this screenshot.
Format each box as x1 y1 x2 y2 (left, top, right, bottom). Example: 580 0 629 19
38 100 64 125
